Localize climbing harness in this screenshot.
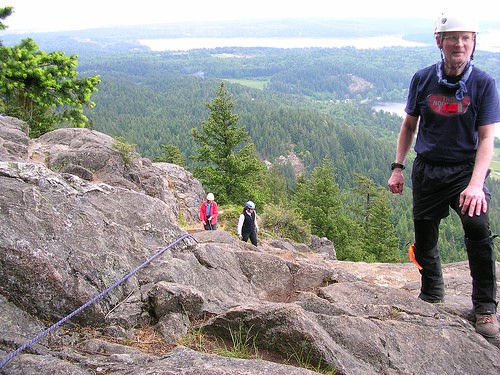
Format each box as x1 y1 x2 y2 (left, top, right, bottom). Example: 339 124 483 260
0 233 196 370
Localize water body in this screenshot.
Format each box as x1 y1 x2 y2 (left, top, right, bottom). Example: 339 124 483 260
138 32 500 52
138 36 428 51
373 102 406 118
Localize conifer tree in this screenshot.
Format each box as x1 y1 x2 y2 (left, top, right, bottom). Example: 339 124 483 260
363 194 402 262
0 6 13 34
292 158 357 254
191 82 263 205
156 144 186 166
0 38 100 137
353 173 401 262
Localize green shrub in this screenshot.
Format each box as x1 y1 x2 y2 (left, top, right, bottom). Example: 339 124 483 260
260 203 311 244
112 136 138 165
217 204 243 236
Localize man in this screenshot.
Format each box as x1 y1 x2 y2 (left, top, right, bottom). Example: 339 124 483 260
388 13 500 337
199 193 218 230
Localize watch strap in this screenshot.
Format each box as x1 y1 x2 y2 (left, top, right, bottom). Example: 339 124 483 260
391 162 405 170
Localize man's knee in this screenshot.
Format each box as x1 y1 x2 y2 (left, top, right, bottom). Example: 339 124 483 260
461 214 490 240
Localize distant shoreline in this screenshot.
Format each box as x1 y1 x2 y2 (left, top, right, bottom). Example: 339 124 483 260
138 36 430 51
138 33 500 52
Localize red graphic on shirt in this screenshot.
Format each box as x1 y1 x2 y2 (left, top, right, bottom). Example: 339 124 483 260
428 95 471 116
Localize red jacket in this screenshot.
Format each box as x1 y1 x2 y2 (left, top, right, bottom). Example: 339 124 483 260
199 200 218 225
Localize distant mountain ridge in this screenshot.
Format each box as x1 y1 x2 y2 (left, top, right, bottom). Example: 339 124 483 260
4 16 500 55
4 17 436 36
2 17 441 48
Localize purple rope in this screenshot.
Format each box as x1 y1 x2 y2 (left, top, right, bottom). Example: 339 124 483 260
0 233 195 370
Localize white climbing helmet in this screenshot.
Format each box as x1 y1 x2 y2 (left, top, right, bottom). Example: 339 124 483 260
206 193 214 201
245 201 255 209
434 13 479 34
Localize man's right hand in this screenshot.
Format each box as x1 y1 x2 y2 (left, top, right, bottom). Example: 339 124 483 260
388 170 405 195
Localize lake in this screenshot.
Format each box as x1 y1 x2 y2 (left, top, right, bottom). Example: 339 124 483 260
138 36 429 51
138 31 500 52
373 102 406 118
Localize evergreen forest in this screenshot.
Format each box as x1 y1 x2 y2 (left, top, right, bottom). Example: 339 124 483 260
2 19 500 264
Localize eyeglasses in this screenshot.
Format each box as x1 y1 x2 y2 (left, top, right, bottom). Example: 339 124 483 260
442 34 475 44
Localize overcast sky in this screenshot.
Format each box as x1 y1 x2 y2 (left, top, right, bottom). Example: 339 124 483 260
3 0 498 33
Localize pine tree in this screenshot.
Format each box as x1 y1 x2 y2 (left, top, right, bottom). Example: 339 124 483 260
191 82 263 205
0 6 13 33
353 173 401 262
156 144 186 166
0 38 100 137
363 194 402 262
292 158 357 253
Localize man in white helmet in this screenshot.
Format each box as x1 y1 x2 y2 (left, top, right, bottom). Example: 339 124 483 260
199 193 218 230
388 13 499 338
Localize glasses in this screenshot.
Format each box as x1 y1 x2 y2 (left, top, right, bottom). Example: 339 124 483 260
442 34 475 44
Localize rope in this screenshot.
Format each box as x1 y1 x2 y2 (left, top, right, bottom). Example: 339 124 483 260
0 233 195 370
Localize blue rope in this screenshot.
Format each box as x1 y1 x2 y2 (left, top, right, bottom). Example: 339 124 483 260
0 233 195 370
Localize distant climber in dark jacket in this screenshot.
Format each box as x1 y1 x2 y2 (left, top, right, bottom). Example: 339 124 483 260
237 201 258 246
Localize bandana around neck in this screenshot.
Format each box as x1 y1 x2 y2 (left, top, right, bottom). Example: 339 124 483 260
436 60 473 101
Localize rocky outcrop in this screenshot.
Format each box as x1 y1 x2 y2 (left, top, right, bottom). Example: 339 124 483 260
0 116 499 374
27 125 205 225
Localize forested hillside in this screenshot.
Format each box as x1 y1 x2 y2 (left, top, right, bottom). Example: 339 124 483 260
2 19 500 263
85 69 401 186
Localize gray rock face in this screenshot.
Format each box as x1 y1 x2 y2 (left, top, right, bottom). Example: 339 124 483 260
0 116 499 375
0 116 29 161
153 162 205 225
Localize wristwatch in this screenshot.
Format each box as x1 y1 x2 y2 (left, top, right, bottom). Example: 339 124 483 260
390 162 405 170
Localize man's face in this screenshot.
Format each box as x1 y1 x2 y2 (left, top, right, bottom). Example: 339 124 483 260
437 32 475 72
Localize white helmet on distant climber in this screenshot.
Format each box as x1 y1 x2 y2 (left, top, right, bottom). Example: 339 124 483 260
206 193 214 201
245 201 255 209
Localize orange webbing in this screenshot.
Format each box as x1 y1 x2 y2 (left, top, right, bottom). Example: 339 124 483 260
408 243 423 270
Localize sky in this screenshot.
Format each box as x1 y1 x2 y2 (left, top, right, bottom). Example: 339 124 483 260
3 0 498 33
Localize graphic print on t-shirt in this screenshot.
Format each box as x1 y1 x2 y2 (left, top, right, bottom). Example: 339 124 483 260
427 94 471 116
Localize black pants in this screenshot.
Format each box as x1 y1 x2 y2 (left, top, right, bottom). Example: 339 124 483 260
412 156 497 314
414 219 496 313
204 223 217 230
242 231 257 246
